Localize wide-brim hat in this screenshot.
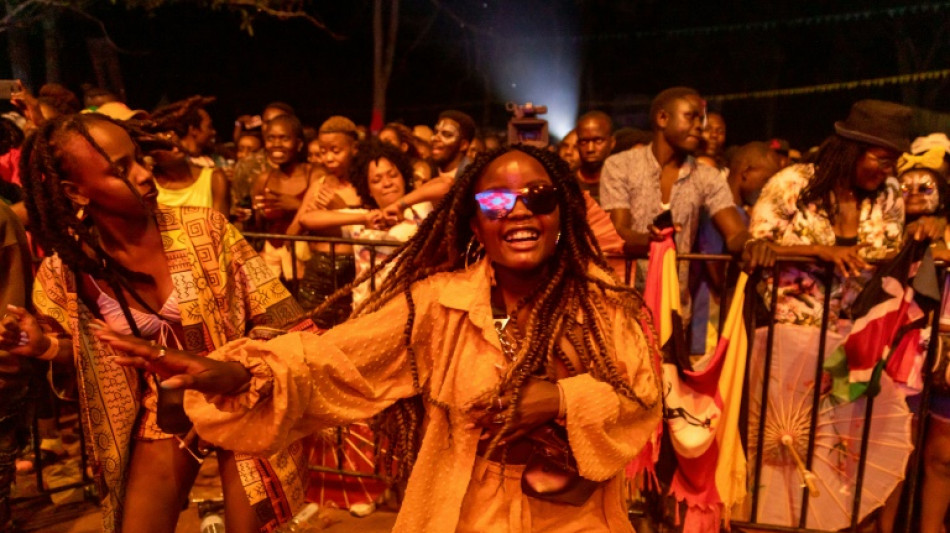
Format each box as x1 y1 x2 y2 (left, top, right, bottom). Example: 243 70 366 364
834 99 912 153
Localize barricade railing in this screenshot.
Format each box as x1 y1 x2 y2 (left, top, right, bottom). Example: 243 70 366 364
242 232 934 532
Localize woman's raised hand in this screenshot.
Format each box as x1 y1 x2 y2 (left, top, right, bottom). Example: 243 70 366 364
92 321 251 395
465 375 561 445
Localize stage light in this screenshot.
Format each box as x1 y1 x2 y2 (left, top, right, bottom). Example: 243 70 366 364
485 5 579 141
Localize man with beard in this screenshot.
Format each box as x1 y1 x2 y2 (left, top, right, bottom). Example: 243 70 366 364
576 111 615 204
430 109 475 179
600 86 771 308
380 110 475 222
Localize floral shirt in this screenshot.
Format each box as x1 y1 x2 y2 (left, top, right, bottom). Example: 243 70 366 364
750 163 904 330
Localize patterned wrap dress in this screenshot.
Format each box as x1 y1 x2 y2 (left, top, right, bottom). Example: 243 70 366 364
33 206 311 532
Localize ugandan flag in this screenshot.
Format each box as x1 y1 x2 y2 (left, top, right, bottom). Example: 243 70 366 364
628 227 683 487
824 239 941 402
643 227 691 372
664 272 751 532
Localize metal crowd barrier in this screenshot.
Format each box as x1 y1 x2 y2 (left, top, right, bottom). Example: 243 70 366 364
241 232 935 532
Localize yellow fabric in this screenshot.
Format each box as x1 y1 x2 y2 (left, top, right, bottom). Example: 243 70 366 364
715 272 749 524
33 206 309 532
659 245 680 345
156 166 214 208
897 146 946 174
185 258 662 533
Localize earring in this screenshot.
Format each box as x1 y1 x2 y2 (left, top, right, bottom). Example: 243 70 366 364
75 206 86 221
464 235 484 269
556 231 561 246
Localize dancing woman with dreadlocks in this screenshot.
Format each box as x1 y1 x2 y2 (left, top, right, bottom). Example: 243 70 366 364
0 114 312 533
101 146 663 532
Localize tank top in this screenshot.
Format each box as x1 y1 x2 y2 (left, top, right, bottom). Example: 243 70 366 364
156 167 214 208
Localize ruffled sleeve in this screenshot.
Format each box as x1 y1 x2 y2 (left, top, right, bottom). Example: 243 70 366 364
184 286 433 456
750 164 811 243
559 307 662 481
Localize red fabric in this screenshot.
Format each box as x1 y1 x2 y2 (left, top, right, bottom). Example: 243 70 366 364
369 109 384 134
627 229 675 484
844 296 909 374
886 329 923 388
0 148 21 186
582 191 627 281
667 337 728 532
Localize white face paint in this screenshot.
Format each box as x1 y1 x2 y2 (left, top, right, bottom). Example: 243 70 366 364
900 169 941 215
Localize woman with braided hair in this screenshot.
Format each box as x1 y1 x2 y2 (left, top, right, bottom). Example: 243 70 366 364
0 113 312 533
144 96 230 216
101 145 662 532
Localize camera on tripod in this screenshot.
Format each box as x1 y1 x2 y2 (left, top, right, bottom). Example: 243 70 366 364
506 102 549 148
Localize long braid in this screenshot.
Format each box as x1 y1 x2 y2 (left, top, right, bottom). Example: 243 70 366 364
799 135 872 217
21 114 155 287
317 145 659 482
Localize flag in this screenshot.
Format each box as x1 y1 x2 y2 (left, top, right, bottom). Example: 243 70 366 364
664 272 751 532
824 239 941 401
642 228 690 371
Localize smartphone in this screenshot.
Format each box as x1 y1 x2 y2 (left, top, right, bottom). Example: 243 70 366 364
653 209 674 230
0 80 20 99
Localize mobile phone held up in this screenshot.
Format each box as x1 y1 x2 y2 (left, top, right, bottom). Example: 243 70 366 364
653 209 674 231
0 80 20 99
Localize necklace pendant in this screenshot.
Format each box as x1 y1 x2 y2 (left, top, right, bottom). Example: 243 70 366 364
493 316 510 332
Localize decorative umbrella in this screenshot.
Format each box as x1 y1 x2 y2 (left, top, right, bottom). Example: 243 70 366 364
306 421 389 512
746 324 913 530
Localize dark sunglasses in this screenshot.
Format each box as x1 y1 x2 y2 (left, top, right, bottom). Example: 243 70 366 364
474 184 559 220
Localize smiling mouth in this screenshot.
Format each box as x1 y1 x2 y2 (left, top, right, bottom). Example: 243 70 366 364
504 228 540 243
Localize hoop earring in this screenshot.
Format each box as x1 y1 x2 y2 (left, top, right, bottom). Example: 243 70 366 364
464 236 484 269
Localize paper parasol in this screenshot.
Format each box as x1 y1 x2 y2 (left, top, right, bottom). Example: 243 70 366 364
745 324 912 530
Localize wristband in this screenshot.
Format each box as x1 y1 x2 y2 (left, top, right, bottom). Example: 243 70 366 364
38 335 59 361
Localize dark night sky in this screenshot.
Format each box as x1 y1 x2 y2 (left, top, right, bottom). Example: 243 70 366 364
4 0 949 150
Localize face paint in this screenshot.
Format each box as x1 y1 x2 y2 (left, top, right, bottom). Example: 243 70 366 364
900 169 941 215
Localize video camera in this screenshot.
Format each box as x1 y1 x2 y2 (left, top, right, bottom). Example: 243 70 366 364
506 102 549 148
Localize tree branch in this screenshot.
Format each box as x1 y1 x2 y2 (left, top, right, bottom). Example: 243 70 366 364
223 0 346 40
0 0 49 34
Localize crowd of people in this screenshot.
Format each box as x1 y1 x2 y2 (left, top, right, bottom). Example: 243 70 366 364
0 79 947 532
